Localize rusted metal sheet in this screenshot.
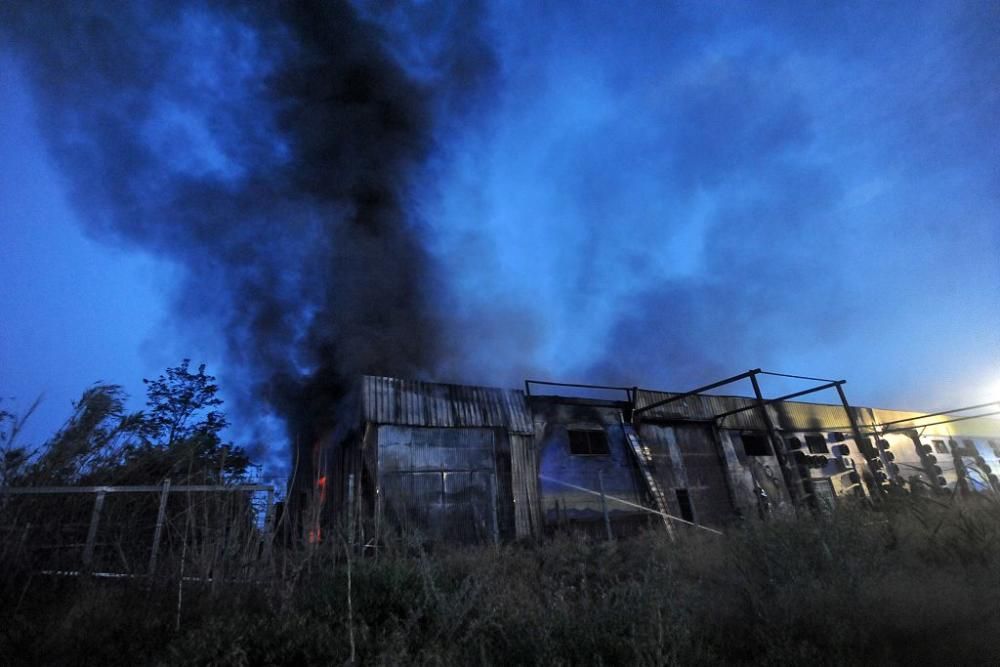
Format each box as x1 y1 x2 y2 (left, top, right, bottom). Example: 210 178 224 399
362 375 532 434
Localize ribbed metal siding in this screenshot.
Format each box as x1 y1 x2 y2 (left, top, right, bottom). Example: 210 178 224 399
362 376 533 434
510 434 541 539
769 401 865 432
377 425 499 544
870 408 1000 438
634 390 869 432
635 391 766 430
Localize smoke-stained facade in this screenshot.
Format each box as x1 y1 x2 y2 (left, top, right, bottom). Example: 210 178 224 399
299 374 1000 545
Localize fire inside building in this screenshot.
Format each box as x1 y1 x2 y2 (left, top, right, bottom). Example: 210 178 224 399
291 370 1000 545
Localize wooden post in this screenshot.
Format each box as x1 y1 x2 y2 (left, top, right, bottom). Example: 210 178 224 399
82 490 106 570
148 479 171 576
598 470 614 541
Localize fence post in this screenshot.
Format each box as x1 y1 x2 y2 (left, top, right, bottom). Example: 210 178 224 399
261 487 275 566
148 479 171 576
82 490 106 570
347 473 355 546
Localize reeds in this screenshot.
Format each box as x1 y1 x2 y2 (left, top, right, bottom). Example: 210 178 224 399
2 493 999 665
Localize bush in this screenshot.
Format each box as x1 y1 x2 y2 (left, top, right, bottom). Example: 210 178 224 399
3 498 1000 665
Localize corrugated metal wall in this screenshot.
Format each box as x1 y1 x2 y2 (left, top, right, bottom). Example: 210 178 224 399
510 434 541 539
362 375 533 433
635 390 763 429
337 375 1000 544
634 389 870 433
377 425 500 544
642 423 735 527
532 399 650 536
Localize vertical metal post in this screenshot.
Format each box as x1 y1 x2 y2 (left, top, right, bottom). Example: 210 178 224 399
835 384 883 500
346 472 355 547
261 487 275 565
749 373 800 506
148 479 171 576
489 473 500 545
598 470 614 541
82 490 106 570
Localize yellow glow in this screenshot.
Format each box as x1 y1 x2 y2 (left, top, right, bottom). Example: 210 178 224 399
986 377 1000 404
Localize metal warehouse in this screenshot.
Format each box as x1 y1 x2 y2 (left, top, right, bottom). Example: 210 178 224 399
293 370 1000 545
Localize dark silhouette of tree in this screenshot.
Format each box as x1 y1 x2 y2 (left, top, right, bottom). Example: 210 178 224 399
140 360 226 448
29 384 139 483
0 397 38 487
124 360 250 484
7 361 251 486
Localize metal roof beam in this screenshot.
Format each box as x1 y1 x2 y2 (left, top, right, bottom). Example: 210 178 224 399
714 380 846 422
875 400 1000 428
632 368 762 416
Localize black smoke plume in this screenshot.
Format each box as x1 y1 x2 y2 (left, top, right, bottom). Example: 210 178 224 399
1 1 494 467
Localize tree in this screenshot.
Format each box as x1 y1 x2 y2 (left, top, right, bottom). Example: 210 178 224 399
27 384 140 484
0 397 39 487
140 360 227 448
5 361 251 486
131 359 249 484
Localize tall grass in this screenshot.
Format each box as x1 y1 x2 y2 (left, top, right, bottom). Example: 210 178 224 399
2 495 1000 665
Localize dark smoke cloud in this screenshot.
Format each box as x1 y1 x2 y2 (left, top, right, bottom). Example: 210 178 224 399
1 1 496 464
424 1 998 404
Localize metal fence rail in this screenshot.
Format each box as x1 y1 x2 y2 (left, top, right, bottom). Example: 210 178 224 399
0 481 276 577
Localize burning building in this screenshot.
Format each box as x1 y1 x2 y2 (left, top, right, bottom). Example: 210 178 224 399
292 370 1000 545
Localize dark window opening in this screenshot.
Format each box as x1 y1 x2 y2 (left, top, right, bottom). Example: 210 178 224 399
805 435 829 454
675 489 694 523
742 434 771 457
786 436 803 450
933 440 948 454
568 429 610 456
832 432 846 442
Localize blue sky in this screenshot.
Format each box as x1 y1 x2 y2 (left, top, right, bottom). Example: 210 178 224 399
0 62 181 446
1 1 998 461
